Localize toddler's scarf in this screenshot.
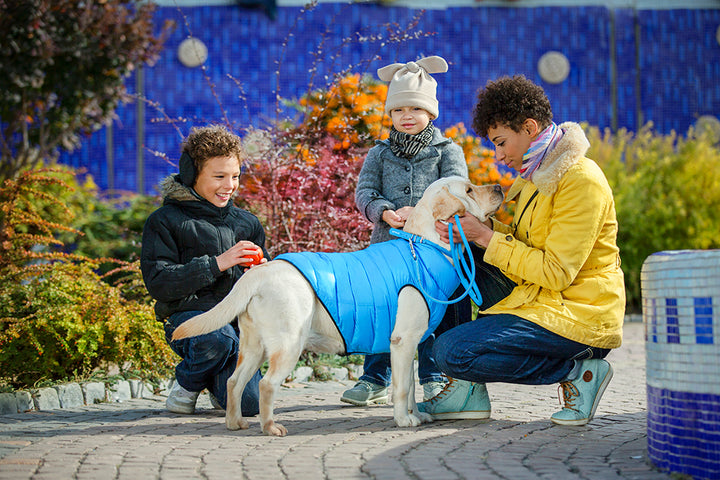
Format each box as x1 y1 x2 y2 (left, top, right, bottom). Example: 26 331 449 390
389 121 434 159
520 122 563 180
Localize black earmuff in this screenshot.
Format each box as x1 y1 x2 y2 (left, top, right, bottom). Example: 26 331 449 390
178 151 197 187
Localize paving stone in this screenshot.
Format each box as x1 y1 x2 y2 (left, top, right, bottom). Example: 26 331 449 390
108 380 132 402
55 383 84 408
347 364 363 380
292 366 313 383
15 391 33 413
82 382 106 404
128 379 144 398
0 393 18 414
32 387 60 410
329 366 349 381
0 324 676 480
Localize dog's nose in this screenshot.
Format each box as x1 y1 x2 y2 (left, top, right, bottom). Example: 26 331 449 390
493 184 502 193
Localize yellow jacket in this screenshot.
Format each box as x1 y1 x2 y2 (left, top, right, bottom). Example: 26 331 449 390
483 122 625 349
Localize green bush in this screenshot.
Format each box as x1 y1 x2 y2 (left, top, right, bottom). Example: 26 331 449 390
586 123 720 312
0 263 175 388
0 168 176 389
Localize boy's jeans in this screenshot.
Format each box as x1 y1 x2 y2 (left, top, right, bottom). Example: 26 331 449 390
432 245 610 385
164 310 261 416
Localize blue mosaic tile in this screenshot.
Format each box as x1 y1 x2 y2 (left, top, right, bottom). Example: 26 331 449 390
666 297 680 343
57 4 720 193
694 297 714 344
648 385 720 480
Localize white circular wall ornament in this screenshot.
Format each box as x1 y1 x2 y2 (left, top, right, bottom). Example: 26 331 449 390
178 37 208 68
537 51 570 84
695 115 720 143
716 25 720 46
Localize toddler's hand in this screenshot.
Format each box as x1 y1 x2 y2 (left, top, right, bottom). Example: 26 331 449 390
382 209 406 229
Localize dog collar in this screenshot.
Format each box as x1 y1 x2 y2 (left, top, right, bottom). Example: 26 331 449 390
390 216 483 306
388 229 452 257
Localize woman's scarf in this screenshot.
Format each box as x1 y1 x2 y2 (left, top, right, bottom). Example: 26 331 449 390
389 121 434 159
520 122 563 180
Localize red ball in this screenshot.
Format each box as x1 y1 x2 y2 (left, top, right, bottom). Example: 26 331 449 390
244 250 264 266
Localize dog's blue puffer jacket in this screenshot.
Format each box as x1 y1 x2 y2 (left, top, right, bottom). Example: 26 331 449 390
276 239 460 354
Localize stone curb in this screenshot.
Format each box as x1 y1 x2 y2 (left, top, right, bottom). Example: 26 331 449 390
1 316 643 416
0 378 169 415
0 364 363 415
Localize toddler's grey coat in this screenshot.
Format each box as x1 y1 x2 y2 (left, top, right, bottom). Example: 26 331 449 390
356 126 468 244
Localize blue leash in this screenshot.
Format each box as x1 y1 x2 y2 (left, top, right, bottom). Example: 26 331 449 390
389 215 483 306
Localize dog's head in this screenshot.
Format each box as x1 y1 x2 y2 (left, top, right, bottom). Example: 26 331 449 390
403 176 505 243
426 176 504 222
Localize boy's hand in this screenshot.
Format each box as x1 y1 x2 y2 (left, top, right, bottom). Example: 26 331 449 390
216 241 265 272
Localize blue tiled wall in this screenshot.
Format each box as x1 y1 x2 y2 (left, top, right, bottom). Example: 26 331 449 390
58 4 720 194
647 386 720 480
642 250 720 480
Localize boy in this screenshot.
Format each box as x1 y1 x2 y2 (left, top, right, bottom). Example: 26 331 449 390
141 124 267 415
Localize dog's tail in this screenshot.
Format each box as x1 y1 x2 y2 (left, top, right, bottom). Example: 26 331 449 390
171 278 251 341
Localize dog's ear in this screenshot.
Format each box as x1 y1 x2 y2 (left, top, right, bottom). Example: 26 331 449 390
432 187 466 220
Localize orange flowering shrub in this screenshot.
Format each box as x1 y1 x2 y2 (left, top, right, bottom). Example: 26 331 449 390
298 73 391 151
443 123 516 223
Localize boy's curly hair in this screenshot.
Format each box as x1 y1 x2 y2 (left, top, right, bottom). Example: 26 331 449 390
182 124 244 171
472 75 553 139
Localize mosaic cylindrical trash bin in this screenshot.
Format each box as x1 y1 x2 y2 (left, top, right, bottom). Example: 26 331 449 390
641 250 720 479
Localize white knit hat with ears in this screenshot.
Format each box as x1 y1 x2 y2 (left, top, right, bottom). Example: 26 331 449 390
377 55 449 119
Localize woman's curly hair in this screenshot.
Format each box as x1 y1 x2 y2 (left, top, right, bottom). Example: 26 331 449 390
472 75 553 139
182 124 244 171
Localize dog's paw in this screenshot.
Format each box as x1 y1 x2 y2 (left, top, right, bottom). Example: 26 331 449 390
394 414 423 428
262 420 287 437
416 411 434 424
226 417 249 431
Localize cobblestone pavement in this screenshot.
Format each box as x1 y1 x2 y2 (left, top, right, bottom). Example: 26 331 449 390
0 322 672 480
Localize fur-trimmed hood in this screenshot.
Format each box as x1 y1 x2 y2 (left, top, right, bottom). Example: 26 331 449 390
507 121 590 200
159 175 201 203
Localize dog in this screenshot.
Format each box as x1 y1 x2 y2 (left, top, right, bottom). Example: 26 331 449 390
172 176 504 436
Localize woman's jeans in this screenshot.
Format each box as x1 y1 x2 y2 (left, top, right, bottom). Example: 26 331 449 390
432 244 610 385
359 285 472 387
164 310 261 416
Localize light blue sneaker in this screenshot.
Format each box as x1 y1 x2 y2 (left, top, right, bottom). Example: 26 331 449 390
551 358 613 426
340 380 388 406
417 378 491 420
422 381 447 402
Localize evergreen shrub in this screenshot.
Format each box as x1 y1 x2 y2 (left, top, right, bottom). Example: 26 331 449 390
587 123 720 312
0 168 176 389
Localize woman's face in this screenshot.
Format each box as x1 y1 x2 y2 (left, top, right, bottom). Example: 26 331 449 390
193 155 240 207
390 106 432 135
487 120 538 172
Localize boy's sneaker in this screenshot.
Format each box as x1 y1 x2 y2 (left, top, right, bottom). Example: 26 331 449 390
422 381 447 401
166 380 200 414
417 378 491 420
340 380 388 406
551 358 613 426
208 392 224 410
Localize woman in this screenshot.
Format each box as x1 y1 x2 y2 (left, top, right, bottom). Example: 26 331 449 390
418 75 625 426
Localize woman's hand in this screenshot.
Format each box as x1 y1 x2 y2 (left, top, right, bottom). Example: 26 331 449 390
216 241 265 272
435 215 494 247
